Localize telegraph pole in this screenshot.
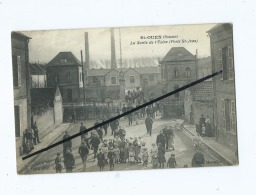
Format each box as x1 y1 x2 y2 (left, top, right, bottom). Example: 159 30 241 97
81 50 86 106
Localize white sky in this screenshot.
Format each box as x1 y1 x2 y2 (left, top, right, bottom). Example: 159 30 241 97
22 23 216 64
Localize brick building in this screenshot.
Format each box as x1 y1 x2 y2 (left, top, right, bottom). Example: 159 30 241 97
12 32 32 137
160 47 197 117
46 52 83 103
84 67 161 101
208 24 237 150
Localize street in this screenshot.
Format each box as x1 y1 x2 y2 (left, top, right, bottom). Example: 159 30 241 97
21 115 226 174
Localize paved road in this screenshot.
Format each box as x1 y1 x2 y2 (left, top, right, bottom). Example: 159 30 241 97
21 117 224 174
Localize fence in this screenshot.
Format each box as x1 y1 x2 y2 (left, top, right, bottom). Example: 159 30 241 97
63 103 120 122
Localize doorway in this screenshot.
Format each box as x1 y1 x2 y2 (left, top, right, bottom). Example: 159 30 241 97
14 106 20 137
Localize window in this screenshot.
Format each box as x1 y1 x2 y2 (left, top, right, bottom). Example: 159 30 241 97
66 72 71 83
231 101 236 133
185 67 191 77
228 46 234 79
174 84 179 98
174 68 178 78
61 59 67 64
220 47 230 80
92 77 98 83
111 76 117 85
130 75 135 83
12 55 21 87
222 99 231 131
178 54 182 59
149 74 154 81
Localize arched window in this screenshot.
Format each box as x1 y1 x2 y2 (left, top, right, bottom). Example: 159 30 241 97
174 68 178 77
185 67 191 77
174 84 179 98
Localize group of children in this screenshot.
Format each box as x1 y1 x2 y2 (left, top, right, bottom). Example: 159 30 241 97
96 135 178 171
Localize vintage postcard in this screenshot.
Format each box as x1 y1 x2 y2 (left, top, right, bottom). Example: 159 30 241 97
12 23 238 174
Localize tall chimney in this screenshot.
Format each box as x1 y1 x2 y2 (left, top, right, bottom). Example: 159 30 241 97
110 28 117 69
84 32 90 69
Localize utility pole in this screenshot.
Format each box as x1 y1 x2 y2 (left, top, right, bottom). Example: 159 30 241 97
81 50 86 106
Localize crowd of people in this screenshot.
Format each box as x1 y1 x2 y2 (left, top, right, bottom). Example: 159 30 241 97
55 118 185 173
22 122 41 155
196 114 212 137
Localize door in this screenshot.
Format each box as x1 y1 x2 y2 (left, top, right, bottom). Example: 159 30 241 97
14 106 20 137
67 89 72 102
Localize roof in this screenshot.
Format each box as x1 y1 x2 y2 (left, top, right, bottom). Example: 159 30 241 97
161 47 196 62
134 67 160 74
207 23 232 35
87 68 114 76
30 64 46 75
11 32 31 40
193 81 213 101
46 52 81 67
31 87 61 107
86 67 160 76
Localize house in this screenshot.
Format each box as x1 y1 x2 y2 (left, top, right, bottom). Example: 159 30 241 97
84 66 162 101
123 68 141 90
160 47 197 117
45 52 83 103
30 63 47 88
207 24 237 151
12 32 31 137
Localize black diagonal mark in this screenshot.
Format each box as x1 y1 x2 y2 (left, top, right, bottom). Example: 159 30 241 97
22 70 222 160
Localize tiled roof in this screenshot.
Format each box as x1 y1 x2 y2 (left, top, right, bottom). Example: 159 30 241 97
161 47 196 62
46 52 81 66
193 81 213 101
207 23 232 34
134 67 160 74
87 68 114 76
86 67 160 76
30 64 46 75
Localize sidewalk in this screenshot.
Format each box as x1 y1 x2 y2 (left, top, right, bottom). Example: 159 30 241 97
183 123 238 165
17 123 71 174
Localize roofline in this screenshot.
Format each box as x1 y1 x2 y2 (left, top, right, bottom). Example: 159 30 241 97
11 31 31 40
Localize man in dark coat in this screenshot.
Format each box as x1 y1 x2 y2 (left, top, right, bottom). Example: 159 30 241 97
110 119 119 136
63 131 72 155
79 123 87 141
32 122 41 145
102 116 109 136
145 116 153 136
78 141 89 171
191 151 205 167
162 126 170 150
107 147 116 171
156 130 166 149
96 128 103 142
64 148 75 173
90 134 101 159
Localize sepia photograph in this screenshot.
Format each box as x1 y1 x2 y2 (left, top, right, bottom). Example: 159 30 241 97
12 23 238 174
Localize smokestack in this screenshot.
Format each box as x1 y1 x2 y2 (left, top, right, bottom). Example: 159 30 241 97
84 32 90 69
110 28 117 69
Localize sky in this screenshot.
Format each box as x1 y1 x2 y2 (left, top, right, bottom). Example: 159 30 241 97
22 23 216 66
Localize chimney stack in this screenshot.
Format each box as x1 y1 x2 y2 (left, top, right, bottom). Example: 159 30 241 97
110 28 117 69
85 32 90 69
